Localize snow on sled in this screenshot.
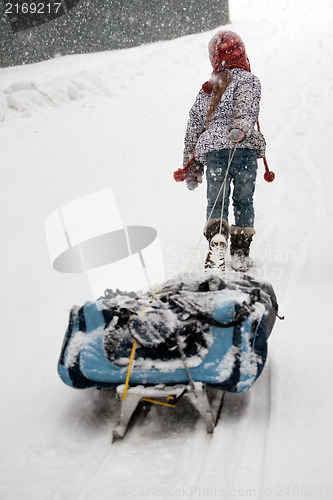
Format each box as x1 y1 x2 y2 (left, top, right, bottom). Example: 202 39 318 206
58 274 279 439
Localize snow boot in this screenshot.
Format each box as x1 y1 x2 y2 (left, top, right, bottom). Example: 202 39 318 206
204 218 229 271
230 226 255 272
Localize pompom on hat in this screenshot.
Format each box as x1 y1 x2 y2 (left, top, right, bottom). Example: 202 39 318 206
202 30 250 93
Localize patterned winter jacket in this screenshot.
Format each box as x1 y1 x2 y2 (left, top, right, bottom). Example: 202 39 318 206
183 68 266 167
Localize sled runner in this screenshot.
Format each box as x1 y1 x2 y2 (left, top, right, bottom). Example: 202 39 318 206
58 274 279 439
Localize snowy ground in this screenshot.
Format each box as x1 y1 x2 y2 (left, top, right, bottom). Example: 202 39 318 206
1 0 333 499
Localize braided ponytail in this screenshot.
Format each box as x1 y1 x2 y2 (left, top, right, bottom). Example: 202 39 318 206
206 70 232 125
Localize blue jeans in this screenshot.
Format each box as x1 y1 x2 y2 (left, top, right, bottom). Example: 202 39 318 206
206 149 258 227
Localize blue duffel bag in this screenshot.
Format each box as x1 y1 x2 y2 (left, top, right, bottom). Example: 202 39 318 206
58 274 279 393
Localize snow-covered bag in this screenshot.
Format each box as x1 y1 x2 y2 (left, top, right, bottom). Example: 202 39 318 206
58 275 278 393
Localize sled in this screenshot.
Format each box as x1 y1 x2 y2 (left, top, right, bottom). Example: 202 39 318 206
111 382 225 441
58 274 279 439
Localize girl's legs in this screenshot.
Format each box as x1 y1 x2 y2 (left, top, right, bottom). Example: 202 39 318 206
229 149 257 271
205 150 232 271
206 150 232 222
231 149 258 228
205 149 257 272
206 149 257 226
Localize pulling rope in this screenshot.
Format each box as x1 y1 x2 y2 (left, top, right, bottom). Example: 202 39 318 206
174 330 196 393
184 147 236 273
218 147 236 232
121 146 256 402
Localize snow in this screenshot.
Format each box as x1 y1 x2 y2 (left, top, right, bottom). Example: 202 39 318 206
1 0 333 498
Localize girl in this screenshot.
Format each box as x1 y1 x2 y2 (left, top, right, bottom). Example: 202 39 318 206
182 30 266 272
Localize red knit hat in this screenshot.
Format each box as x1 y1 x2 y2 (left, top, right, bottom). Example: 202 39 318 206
202 31 250 93
209 30 250 73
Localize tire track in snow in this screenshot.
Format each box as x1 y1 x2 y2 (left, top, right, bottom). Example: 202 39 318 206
76 383 272 500
183 364 272 499
76 447 116 500
231 362 272 498
75 398 212 500
159 421 213 500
